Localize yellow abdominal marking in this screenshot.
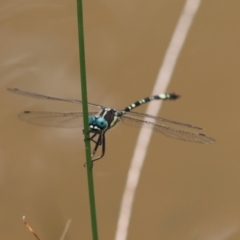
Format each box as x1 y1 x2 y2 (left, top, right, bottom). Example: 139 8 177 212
110 116 120 128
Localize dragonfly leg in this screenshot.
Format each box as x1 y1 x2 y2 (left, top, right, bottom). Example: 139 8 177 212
83 129 98 141
83 132 100 167
83 132 105 166
92 133 106 162
90 133 100 144
91 134 101 156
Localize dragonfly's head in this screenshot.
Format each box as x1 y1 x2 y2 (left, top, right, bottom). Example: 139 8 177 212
89 116 108 132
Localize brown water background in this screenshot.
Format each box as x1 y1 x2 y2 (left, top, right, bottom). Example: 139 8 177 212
1 1 240 239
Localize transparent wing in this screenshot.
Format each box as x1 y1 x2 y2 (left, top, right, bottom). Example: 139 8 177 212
122 110 203 130
18 111 99 128
8 88 205 130
121 116 215 144
8 88 215 143
8 88 104 109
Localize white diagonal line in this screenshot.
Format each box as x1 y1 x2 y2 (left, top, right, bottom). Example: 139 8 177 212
115 1 201 239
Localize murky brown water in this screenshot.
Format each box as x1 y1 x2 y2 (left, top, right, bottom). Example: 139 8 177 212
1 0 240 239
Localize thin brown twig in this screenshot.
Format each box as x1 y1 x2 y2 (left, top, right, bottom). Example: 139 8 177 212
22 216 41 240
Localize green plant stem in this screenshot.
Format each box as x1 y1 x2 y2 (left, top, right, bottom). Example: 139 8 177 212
76 0 99 239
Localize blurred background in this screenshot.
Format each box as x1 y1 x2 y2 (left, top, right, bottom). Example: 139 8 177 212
1 0 240 239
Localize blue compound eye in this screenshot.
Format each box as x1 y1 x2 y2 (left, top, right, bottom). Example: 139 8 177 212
89 116 96 124
96 117 108 129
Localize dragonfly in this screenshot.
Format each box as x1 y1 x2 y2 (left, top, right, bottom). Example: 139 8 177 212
8 88 215 161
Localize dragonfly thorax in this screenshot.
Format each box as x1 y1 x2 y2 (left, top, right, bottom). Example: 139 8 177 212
100 108 121 129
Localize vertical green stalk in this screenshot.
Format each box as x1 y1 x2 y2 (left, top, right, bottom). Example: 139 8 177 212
76 1 99 239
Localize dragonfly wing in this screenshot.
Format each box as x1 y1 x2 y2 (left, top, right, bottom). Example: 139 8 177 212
123 111 203 130
152 124 215 144
8 88 104 109
121 116 215 144
19 111 99 128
